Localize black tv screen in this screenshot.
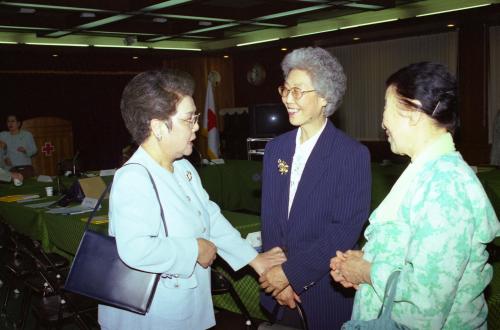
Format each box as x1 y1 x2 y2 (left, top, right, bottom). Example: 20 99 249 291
249 103 294 137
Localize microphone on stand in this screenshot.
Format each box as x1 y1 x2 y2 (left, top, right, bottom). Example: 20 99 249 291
72 150 80 176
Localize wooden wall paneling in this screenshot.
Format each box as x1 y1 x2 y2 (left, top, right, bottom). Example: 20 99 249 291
22 117 74 176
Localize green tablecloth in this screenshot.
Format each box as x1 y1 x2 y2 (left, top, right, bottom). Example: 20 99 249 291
0 179 264 319
1 164 499 321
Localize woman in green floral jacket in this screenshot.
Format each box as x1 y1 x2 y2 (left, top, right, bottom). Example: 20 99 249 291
330 62 500 329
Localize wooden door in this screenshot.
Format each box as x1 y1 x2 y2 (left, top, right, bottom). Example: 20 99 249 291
22 117 74 176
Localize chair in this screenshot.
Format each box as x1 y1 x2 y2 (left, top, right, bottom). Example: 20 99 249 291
0 226 97 329
211 268 253 329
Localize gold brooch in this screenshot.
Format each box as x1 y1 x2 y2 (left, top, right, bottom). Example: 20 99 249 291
186 171 192 181
277 159 289 175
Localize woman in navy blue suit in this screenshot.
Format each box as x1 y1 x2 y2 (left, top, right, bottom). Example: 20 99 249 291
259 47 371 329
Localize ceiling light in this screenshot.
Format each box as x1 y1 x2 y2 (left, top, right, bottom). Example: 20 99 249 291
353 37 360 41
152 17 167 23
132 56 139 59
152 46 202 51
93 44 147 49
80 12 96 18
52 54 58 57
281 47 287 51
291 28 338 38
25 42 88 47
198 21 212 26
223 55 229 58
447 23 455 28
0 41 18 44
340 18 398 30
236 38 279 47
19 7 35 14
416 3 491 17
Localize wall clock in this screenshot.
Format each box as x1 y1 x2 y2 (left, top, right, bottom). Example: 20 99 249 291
247 63 266 86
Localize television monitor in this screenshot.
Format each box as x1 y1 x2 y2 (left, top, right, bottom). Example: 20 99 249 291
248 103 294 138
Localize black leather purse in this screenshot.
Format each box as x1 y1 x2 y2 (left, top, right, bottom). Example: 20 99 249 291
64 164 168 315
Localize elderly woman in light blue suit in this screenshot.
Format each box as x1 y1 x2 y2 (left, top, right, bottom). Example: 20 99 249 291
98 69 286 330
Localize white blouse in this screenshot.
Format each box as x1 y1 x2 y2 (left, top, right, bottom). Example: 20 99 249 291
288 120 327 215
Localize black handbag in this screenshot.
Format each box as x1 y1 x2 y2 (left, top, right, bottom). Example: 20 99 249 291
64 164 168 315
341 271 409 330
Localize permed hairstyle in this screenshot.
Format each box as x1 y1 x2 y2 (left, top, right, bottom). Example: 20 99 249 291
386 62 458 132
120 69 195 144
281 47 347 116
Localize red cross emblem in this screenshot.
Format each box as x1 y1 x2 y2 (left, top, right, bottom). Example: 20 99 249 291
41 142 55 156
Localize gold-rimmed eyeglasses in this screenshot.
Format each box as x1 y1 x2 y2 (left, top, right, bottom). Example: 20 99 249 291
278 86 316 100
179 113 200 129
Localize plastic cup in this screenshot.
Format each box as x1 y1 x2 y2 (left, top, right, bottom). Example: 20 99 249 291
45 186 54 197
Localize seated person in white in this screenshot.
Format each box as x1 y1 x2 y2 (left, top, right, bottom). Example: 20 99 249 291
0 115 37 169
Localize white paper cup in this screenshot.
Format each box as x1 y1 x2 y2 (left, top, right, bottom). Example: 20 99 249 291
45 186 54 197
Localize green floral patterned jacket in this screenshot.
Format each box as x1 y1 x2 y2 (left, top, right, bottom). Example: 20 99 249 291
353 141 500 329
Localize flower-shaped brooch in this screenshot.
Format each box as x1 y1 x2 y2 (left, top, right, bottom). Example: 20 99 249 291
277 159 289 175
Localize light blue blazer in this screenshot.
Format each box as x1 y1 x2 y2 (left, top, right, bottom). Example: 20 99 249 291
98 147 258 330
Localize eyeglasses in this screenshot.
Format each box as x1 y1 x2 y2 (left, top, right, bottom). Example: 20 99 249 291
278 86 316 100
179 113 200 129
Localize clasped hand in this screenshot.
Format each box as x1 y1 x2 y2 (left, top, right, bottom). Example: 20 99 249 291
259 262 301 308
330 250 371 289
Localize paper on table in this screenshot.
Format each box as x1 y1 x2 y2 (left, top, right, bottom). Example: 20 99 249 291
0 194 40 202
37 175 53 182
25 201 57 208
80 215 109 224
45 197 99 215
99 169 116 176
246 231 262 252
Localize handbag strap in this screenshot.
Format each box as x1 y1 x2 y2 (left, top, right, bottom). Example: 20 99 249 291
272 301 309 330
378 270 401 318
84 163 168 237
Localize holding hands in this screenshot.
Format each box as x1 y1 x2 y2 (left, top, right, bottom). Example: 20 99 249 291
259 258 301 309
330 250 371 289
250 246 287 276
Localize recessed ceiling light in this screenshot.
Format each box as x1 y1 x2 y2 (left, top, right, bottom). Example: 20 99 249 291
52 54 58 57
19 8 35 14
281 47 287 51
353 37 360 41
80 12 96 18
132 56 139 60
223 55 229 58
447 23 455 28
152 17 167 23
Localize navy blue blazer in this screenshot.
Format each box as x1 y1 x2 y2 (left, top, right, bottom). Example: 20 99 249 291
260 121 371 330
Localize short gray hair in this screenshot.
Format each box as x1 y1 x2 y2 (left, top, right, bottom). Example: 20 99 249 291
281 47 346 116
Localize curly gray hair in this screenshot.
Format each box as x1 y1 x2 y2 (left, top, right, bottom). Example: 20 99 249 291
281 47 346 116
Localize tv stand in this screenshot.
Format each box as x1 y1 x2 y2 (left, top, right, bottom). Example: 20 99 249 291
246 137 273 160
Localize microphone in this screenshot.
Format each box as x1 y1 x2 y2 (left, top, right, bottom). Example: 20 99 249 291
72 150 80 176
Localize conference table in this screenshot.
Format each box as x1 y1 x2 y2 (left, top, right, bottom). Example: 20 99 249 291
0 174 266 319
1 163 499 321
